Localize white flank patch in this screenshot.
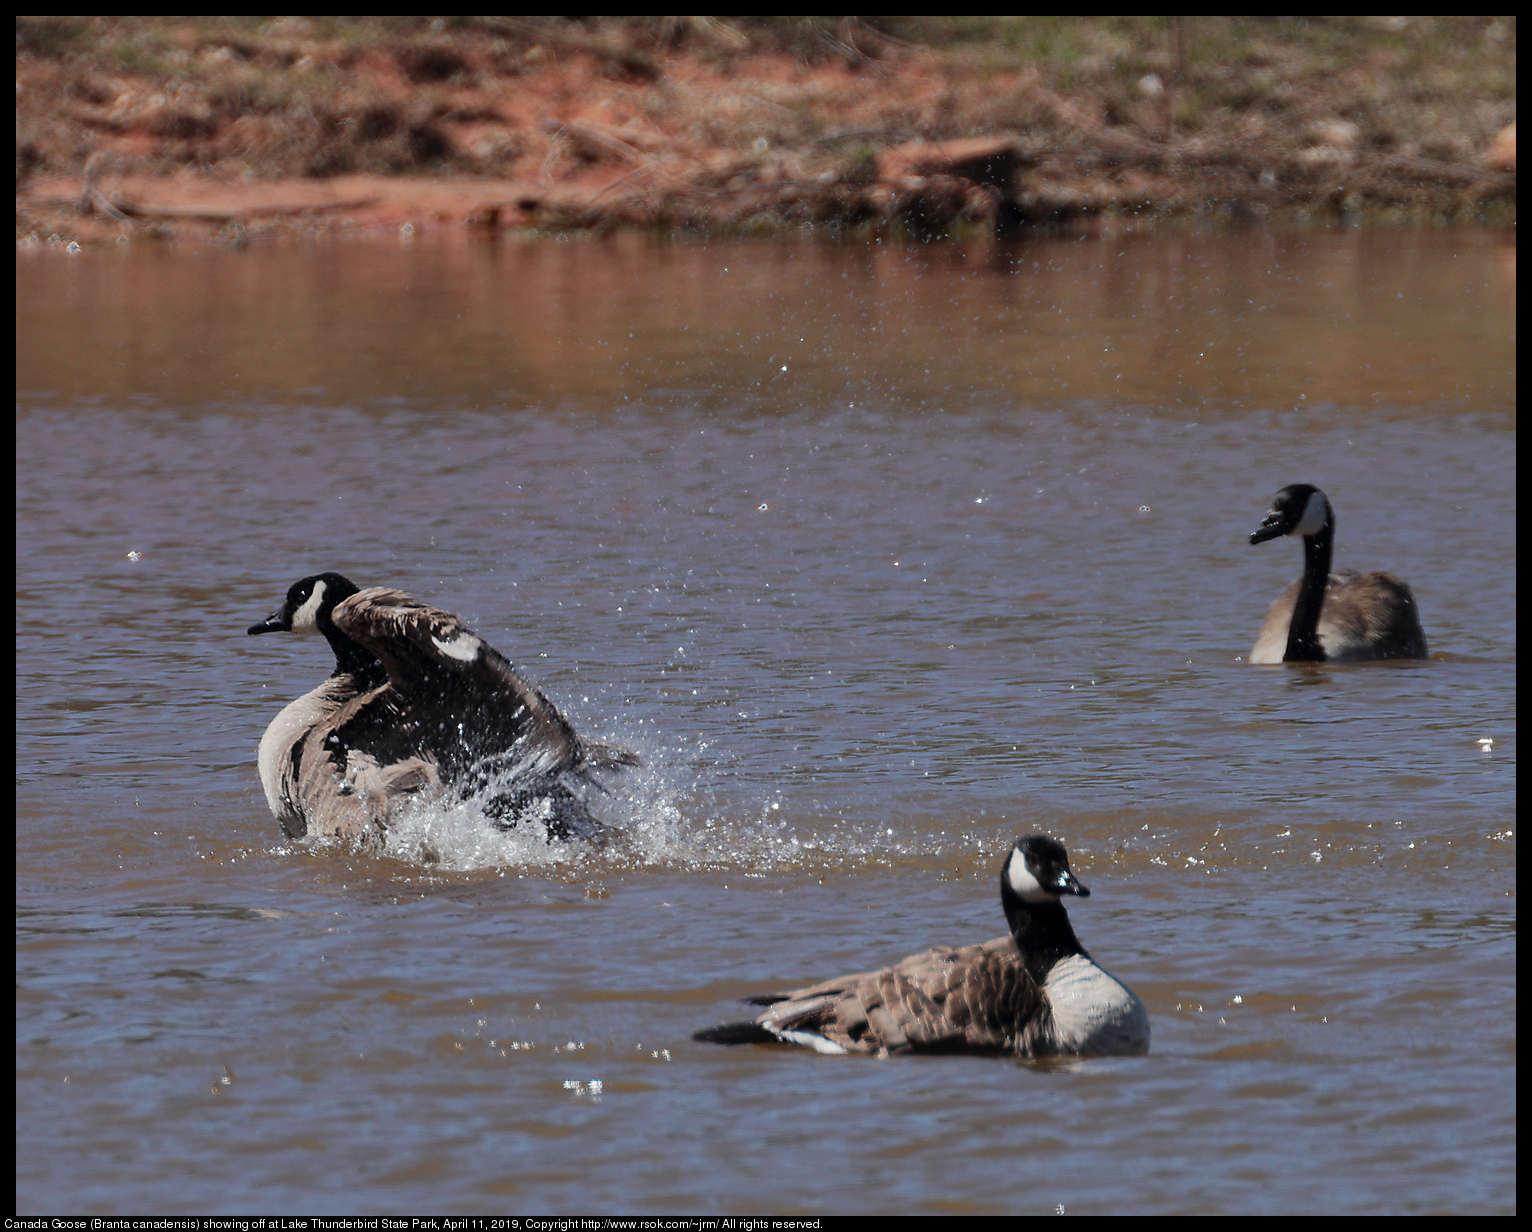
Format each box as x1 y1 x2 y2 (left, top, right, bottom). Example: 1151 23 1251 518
775 1029 848 1055
290 580 327 632
431 631 480 662
1006 848 1054 902
1293 489 1331 538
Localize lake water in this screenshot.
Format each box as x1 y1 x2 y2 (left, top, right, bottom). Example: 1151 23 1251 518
15 228 1516 1214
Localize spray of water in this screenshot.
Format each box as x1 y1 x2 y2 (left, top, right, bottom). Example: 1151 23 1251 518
357 722 1001 878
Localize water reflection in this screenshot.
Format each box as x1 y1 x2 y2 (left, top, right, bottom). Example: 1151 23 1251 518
17 229 1515 413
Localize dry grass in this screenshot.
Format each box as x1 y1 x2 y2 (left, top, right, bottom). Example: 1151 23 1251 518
15 16 1517 240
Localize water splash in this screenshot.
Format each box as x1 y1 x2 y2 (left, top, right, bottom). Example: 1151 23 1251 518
369 725 1005 877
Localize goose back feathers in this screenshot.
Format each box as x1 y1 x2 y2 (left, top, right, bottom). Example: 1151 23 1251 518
694 836 1149 1059
1249 484 1428 664
248 573 637 846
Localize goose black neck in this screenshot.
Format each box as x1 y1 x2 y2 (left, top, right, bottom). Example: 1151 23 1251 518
1001 881 1087 983
1285 516 1334 662
321 622 382 680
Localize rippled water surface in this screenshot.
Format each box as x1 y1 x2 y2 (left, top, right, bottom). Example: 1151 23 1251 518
16 230 1515 1214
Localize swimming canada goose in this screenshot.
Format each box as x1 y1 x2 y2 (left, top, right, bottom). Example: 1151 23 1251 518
1248 484 1429 664
693 835 1149 1058
247 572 637 846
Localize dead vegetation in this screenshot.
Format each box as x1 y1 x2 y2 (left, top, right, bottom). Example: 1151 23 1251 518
15 16 1517 243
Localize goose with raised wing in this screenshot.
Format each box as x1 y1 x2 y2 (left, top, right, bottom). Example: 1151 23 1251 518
247 572 637 847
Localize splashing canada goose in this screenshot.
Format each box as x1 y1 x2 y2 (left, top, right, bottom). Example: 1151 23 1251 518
1248 484 1429 664
693 836 1149 1058
247 573 638 846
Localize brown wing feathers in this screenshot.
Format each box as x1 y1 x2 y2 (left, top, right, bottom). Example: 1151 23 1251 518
748 938 1047 1056
333 588 584 775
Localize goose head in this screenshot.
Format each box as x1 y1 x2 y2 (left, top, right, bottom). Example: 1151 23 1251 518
1250 483 1331 545
248 573 375 676
1002 835 1090 906
248 573 361 637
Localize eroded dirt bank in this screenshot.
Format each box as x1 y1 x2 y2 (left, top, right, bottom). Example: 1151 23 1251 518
15 16 1517 245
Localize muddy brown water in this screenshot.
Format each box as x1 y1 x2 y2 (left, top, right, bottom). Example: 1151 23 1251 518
16 229 1515 1214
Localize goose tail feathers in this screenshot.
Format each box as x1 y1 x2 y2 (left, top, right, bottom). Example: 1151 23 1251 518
692 1021 780 1046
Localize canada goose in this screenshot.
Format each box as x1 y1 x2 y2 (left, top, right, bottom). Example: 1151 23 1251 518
1248 484 1429 664
693 836 1149 1058
247 572 637 846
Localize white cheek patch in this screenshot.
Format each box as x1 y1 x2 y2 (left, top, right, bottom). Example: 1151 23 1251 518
1007 851 1055 903
431 631 481 662
1292 490 1330 538
290 581 327 632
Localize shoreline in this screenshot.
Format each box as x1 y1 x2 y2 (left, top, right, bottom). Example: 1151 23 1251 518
16 17 1516 245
